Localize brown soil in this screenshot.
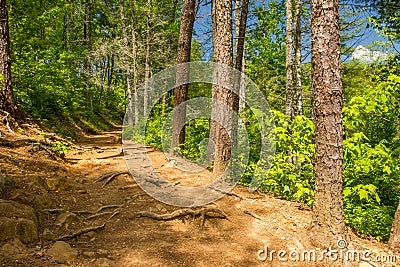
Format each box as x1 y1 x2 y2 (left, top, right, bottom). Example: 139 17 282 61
0 125 397 267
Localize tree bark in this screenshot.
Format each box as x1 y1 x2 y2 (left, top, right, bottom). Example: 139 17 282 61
130 0 139 126
120 0 133 126
389 203 400 252
211 0 233 175
170 0 196 154
143 0 152 117
285 0 294 119
310 0 348 249
84 0 92 111
232 0 249 144
207 0 217 163
293 0 303 116
0 0 15 116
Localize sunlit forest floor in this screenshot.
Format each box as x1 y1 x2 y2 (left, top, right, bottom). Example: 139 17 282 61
0 124 396 267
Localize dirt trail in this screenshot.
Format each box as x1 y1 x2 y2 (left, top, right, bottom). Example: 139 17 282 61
0 127 396 267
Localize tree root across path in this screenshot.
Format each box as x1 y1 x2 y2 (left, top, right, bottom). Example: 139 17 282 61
137 206 229 227
95 171 130 187
57 223 106 241
42 205 121 241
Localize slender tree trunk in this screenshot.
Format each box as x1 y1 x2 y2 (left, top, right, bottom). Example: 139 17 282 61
0 0 15 116
234 0 241 52
143 0 152 117
170 0 196 154
233 0 249 144
130 0 139 126
211 0 233 175
285 0 294 119
106 53 114 108
64 0 70 50
207 0 217 161
236 0 246 115
120 0 133 126
310 0 348 249
84 0 91 110
293 0 303 115
389 203 400 252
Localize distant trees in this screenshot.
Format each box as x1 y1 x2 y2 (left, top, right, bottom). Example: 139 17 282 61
0 0 15 116
310 0 348 248
6 0 180 135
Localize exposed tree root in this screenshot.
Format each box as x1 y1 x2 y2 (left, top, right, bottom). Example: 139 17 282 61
244 210 263 221
107 211 120 221
41 208 66 214
57 223 106 241
125 193 146 203
42 205 123 219
74 204 123 215
94 171 130 187
87 210 120 220
212 187 243 200
94 172 119 182
87 211 115 220
119 184 139 190
137 206 229 227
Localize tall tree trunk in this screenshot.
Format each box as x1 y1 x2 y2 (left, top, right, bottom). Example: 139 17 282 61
310 0 348 248
64 0 70 50
207 0 217 163
293 0 303 115
105 53 114 109
120 0 133 126
389 203 400 252
170 0 196 154
0 0 15 116
143 0 152 117
130 0 139 126
285 0 294 119
84 0 91 110
233 0 249 144
211 0 233 175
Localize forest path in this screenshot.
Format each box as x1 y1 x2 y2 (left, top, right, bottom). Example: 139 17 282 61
0 126 391 267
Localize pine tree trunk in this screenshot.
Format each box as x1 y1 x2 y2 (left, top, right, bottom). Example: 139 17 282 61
211 0 233 175
232 0 249 144
389 203 400 252
293 0 303 115
285 0 294 119
144 0 152 117
120 0 133 126
0 0 15 116
310 0 348 249
130 0 139 126
170 0 196 154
